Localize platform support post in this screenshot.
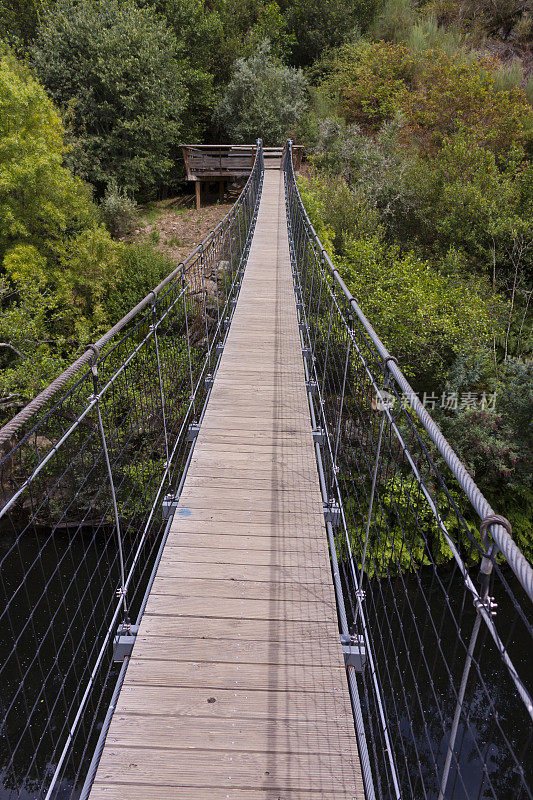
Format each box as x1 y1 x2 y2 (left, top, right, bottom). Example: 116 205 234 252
195 180 201 210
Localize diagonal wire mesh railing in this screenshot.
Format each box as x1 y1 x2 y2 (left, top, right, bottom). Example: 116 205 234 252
0 141 263 800
284 140 532 800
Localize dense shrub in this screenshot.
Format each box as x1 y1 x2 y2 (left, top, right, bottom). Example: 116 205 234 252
0 0 49 44
215 41 307 145
321 40 414 131
440 360 533 559
399 50 532 158
370 0 417 41
321 41 532 157
297 173 502 385
280 0 378 66
0 53 96 260
100 182 138 239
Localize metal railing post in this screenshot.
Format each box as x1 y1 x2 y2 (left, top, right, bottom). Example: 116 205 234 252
150 299 170 467
89 357 129 627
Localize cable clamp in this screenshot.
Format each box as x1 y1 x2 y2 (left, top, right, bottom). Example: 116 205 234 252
480 514 512 544
85 343 100 364
323 499 341 528
474 595 498 617
355 588 366 603
478 514 512 583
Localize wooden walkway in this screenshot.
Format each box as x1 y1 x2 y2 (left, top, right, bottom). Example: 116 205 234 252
90 171 364 799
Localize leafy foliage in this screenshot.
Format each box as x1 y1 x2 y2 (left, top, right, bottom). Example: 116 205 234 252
0 51 176 408
215 41 307 145
321 40 414 131
439 360 533 559
99 182 138 238
0 0 49 45
399 50 531 158
321 40 532 158
279 0 378 66
31 0 194 195
298 172 502 385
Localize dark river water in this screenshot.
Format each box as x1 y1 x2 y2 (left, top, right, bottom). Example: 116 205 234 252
1 528 531 799
359 566 533 800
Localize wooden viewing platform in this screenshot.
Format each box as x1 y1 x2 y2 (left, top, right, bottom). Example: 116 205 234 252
89 169 363 798
181 144 304 207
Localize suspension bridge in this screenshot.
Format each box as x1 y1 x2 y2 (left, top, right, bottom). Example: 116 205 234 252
0 142 531 800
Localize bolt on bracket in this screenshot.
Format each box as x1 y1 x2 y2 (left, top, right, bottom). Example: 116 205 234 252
113 623 139 663
306 379 318 396
312 428 326 445
162 493 179 520
187 422 200 442
340 633 367 672
323 499 341 528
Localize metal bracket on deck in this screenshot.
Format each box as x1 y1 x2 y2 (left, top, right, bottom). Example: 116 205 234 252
312 428 326 445
298 322 307 334
296 301 304 315
187 422 200 442
216 342 224 357
231 298 237 310
113 623 139 662
323 499 341 528
306 379 318 396
302 346 313 363
340 633 366 672
162 493 179 520
224 317 231 331
205 373 214 390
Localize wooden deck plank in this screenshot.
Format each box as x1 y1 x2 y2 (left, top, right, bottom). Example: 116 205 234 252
164 532 329 550
91 747 361 792
122 659 347 692
90 788 360 799
114 686 354 722
144 595 337 622
139 617 341 642
150 576 338 603
119 635 343 666
156 562 332 584
155 546 331 570
90 169 362 799
104 714 356 754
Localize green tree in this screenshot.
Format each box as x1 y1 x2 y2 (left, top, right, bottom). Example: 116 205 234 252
0 51 175 408
279 0 379 67
31 0 193 195
215 41 307 145
0 0 49 45
0 53 96 275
